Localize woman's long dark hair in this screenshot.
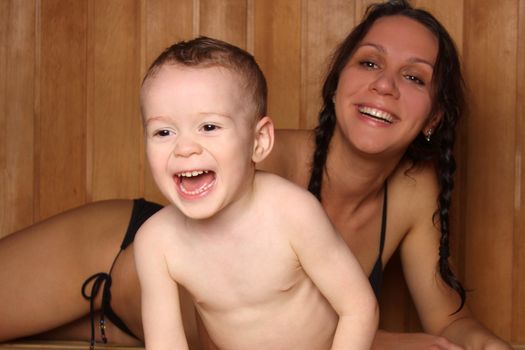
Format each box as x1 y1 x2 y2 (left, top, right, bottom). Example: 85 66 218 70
307 0 466 312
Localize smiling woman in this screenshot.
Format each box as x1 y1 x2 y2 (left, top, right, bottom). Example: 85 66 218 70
0 0 523 349
332 16 439 157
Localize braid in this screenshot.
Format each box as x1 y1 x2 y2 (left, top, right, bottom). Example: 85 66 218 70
308 106 336 200
434 95 466 313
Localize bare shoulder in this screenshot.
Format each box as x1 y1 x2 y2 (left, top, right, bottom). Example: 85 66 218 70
254 171 327 223
389 160 440 218
135 205 182 248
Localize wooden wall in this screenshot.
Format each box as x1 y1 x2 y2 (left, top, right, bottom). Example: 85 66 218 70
0 0 523 345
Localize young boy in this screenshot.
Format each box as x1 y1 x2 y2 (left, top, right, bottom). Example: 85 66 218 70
135 36 378 350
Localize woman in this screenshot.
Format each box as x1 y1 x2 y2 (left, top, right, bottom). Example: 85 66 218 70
0 1 512 349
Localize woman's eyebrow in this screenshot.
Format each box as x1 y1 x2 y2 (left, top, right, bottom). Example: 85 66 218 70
357 42 435 69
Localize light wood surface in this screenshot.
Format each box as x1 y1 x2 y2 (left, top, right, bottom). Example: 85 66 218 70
0 341 143 350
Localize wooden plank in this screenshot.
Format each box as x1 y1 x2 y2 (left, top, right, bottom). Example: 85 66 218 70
254 0 301 129
38 0 87 220
301 0 356 129
0 0 6 236
0 0 36 236
89 0 143 201
513 0 525 343
0 341 143 350
199 0 247 49
462 0 516 340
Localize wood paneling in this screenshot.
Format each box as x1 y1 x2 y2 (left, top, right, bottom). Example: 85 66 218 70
0 0 523 344
0 0 36 235
38 0 87 219
199 0 248 49
463 0 518 339
514 0 525 343
254 0 301 129
89 0 143 202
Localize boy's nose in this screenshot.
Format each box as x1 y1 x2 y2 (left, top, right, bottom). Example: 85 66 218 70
173 135 203 157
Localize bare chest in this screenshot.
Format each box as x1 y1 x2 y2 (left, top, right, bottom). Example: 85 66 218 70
168 229 304 310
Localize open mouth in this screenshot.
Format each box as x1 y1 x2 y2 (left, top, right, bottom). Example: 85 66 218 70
358 106 394 124
175 170 216 197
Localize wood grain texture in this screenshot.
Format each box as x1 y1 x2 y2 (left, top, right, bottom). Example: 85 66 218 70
254 0 301 129
301 0 355 128
89 0 143 202
0 0 36 236
513 0 525 343
463 0 517 339
200 0 248 49
38 0 88 219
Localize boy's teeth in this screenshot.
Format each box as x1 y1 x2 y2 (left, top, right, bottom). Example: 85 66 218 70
178 170 209 178
359 106 393 123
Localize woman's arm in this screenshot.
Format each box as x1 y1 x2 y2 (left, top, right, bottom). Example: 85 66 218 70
396 168 511 350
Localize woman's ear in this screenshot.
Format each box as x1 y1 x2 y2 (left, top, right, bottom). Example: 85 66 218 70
422 111 443 141
252 116 274 163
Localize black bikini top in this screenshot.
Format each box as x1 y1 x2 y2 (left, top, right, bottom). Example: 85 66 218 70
368 181 387 299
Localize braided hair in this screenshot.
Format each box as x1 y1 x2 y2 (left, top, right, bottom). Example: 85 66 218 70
308 0 466 312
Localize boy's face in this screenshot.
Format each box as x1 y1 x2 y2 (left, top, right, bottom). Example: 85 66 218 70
141 65 260 220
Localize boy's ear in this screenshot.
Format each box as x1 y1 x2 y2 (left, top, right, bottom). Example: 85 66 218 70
252 116 274 163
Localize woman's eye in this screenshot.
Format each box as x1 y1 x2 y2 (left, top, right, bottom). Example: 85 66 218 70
360 60 378 69
405 75 425 86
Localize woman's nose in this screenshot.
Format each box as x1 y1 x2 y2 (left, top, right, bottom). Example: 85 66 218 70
369 71 400 98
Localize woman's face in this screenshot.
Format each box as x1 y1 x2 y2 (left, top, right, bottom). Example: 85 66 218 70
333 15 439 157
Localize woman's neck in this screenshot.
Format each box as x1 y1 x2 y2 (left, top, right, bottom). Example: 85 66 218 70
321 126 403 213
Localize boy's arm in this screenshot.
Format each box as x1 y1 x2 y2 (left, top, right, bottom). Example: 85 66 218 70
134 217 189 350
289 195 379 350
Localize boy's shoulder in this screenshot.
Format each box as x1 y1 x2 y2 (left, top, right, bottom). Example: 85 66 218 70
135 205 184 242
254 171 325 217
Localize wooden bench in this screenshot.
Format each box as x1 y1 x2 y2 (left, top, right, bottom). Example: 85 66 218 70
0 341 144 350
2 340 523 349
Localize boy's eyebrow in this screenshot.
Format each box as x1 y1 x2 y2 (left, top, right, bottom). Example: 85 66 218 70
144 113 234 125
357 42 435 69
144 115 168 125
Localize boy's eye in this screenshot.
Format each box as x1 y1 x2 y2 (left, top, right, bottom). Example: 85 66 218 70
202 124 218 132
154 129 172 137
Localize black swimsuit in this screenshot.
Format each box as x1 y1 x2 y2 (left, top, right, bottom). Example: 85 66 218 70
81 186 387 348
81 198 162 349
368 182 388 298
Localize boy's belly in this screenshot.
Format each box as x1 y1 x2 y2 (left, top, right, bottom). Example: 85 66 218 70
196 278 339 350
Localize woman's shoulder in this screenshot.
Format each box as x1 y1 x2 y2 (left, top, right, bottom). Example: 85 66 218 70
390 159 439 192
389 159 440 220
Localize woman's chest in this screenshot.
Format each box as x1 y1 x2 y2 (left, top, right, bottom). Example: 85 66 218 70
326 195 409 276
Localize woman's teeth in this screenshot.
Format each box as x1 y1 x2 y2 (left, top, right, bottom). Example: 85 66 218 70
359 106 393 123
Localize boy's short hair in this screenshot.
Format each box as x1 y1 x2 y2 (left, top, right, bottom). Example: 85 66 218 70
143 36 267 118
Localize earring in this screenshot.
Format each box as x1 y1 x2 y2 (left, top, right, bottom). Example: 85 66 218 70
425 128 433 142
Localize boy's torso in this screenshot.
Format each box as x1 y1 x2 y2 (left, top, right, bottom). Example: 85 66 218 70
162 172 339 350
